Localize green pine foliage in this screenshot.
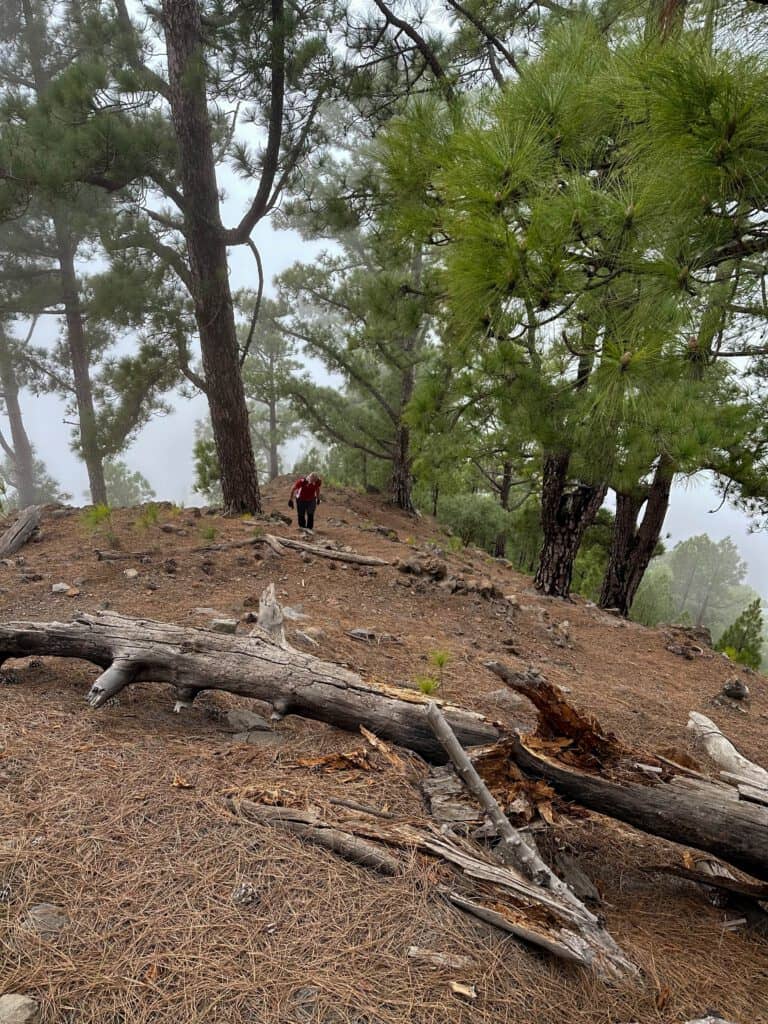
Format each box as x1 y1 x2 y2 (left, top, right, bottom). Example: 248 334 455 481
716 598 764 670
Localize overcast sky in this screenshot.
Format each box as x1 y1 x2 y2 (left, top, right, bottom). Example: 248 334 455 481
3 155 768 599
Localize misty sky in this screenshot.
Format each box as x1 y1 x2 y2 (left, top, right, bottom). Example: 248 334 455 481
3 164 768 599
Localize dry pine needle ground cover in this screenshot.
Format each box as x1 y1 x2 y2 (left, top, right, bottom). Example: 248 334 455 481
1 478 767 1023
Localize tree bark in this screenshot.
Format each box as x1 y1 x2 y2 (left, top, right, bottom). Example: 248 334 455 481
534 451 607 597
0 330 36 507
599 456 673 615
493 461 513 558
390 422 415 512
511 734 768 882
0 506 41 557
53 218 108 506
162 0 261 514
267 391 280 481
0 611 500 761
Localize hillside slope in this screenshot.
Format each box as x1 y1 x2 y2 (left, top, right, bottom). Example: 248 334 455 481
1 479 766 1024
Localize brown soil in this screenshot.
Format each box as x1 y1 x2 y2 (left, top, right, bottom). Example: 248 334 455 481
1 478 766 1024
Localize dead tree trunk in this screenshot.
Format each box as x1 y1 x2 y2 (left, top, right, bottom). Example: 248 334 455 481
0 328 37 508
0 611 499 761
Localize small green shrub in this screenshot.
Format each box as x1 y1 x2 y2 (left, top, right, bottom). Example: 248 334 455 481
82 504 119 548
135 503 160 529
199 525 217 541
415 674 440 696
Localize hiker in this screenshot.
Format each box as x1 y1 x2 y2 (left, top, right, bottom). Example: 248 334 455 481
288 472 322 531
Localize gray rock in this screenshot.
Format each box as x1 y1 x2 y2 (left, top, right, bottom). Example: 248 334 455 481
51 582 70 594
123 568 139 579
0 994 40 1024
211 618 238 634
486 688 528 708
232 730 283 748
222 709 272 733
26 902 68 936
722 678 749 700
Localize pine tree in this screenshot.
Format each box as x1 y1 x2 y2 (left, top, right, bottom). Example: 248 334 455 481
716 598 764 670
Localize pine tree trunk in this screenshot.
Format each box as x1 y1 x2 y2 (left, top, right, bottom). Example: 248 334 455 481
53 221 108 506
268 394 279 481
599 459 673 616
0 331 36 506
162 0 261 514
493 461 513 558
534 451 607 597
390 423 415 512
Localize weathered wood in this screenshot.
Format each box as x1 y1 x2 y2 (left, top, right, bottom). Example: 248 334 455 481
265 534 389 566
406 946 472 970
0 611 500 762
95 549 150 562
425 703 634 979
510 734 768 882
230 798 636 978
0 506 40 558
688 712 768 789
230 802 402 875
256 582 285 644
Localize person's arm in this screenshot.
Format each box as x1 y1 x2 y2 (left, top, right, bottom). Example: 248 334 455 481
288 482 297 508
316 480 322 504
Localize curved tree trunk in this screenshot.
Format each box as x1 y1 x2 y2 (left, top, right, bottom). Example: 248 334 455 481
0 329 36 507
599 457 673 615
53 220 108 507
534 451 607 597
162 0 261 514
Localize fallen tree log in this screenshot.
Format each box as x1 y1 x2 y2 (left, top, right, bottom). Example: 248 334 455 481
0 611 500 761
0 506 40 558
487 663 768 882
264 534 390 566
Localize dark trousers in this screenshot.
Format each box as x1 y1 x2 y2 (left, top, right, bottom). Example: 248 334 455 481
297 499 316 530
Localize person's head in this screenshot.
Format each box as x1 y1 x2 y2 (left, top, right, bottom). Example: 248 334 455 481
307 472 319 483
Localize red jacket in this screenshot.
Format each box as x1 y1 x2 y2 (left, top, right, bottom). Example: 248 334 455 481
293 477 321 502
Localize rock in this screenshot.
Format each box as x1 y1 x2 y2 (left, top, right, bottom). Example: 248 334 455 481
222 709 272 733
20 573 43 583
26 902 68 936
395 558 422 576
486 687 528 709
232 730 283 748
163 558 178 574
722 678 749 700
123 568 139 579
282 605 308 621
51 582 70 594
211 618 238 634
0 994 40 1024
420 557 448 581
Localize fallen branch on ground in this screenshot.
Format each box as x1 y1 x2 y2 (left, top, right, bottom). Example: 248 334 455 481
228 796 636 979
264 534 390 566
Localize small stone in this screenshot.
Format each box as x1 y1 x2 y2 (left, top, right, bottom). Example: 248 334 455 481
123 568 139 579
396 558 422 576
722 678 749 700
231 882 259 906
222 709 272 733
211 618 238 634
0 994 40 1024
163 559 178 575
51 582 70 594
26 902 68 936
232 730 283 748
